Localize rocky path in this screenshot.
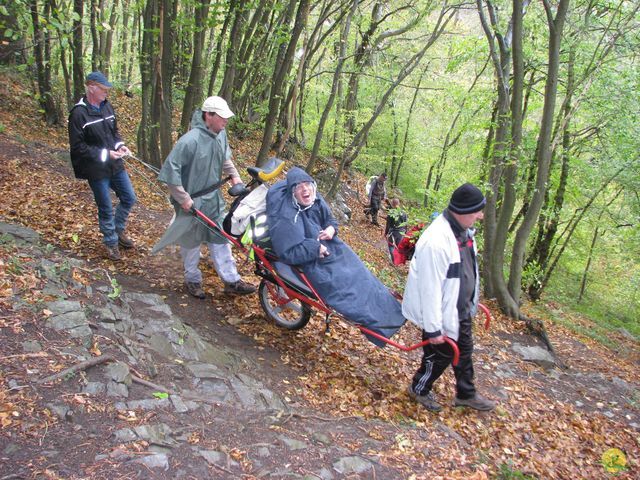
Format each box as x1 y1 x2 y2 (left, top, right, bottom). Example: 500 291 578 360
1 220 417 479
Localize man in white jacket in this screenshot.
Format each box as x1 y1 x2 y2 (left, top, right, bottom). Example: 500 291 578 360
403 183 495 412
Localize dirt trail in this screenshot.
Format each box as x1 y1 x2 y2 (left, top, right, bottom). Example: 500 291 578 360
0 117 638 479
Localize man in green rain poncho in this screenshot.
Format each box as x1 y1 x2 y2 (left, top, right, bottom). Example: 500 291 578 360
152 96 256 299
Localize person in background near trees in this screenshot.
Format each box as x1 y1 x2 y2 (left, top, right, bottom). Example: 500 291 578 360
367 172 387 226
68 71 136 261
403 183 496 412
151 96 256 299
385 197 407 261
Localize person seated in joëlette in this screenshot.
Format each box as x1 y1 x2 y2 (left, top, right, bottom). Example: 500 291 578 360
266 167 405 346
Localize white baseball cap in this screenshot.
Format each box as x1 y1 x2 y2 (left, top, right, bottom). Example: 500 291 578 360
201 96 234 119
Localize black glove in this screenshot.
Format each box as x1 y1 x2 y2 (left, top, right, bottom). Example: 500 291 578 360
228 183 250 197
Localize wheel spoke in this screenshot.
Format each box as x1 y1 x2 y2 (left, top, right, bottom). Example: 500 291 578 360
260 280 310 331
283 302 302 314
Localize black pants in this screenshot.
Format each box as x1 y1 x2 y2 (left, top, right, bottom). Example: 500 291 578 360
411 316 476 400
369 197 382 223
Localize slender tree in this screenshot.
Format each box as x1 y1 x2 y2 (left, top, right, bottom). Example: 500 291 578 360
71 0 84 100
328 4 456 197
207 1 232 96
256 0 311 166
30 0 59 125
306 0 358 172
218 0 244 102
138 0 161 166
181 0 211 134
102 0 120 75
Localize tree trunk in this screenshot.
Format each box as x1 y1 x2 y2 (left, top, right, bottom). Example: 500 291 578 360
30 0 59 125
207 4 232 96
492 0 526 316
72 0 84 101
103 0 120 76
181 0 211 134
127 6 138 84
256 0 311 167
426 61 487 208
389 101 398 182
90 0 99 70
218 0 244 102
97 0 106 70
275 35 309 157
50 0 72 109
536 175 624 298
138 0 161 167
59 41 72 109
232 0 271 110
525 49 575 300
393 66 426 188
578 225 599 303
120 0 131 84
158 0 175 160
343 2 383 139
507 0 570 310
342 2 427 142
306 0 357 172
477 0 519 315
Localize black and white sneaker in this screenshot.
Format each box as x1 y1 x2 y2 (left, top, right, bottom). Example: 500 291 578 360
407 386 441 412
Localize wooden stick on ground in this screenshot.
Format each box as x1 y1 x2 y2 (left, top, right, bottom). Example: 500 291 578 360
131 375 176 395
37 355 116 384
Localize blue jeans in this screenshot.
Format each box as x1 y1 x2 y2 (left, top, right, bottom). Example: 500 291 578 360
88 169 137 246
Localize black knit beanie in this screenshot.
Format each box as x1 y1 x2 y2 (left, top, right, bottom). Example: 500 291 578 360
448 183 486 214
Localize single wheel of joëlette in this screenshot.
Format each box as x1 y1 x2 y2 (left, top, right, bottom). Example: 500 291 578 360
258 279 312 330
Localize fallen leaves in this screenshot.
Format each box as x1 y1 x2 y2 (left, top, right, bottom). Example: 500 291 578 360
0 399 18 428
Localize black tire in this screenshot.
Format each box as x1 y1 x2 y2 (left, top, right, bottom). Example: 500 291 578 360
258 279 311 330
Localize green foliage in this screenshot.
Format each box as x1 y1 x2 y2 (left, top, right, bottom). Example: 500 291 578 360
7 256 23 275
171 326 187 345
108 278 122 300
0 234 15 247
521 261 542 292
496 462 537 480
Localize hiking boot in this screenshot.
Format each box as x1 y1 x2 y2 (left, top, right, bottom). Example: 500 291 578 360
407 386 441 412
105 244 121 261
224 280 256 296
454 394 496 411
185 281 205 299
117 231 135 249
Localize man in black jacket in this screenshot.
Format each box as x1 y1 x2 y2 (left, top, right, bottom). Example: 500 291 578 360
367 172 387 226
68 71 136 261
384 197 407 261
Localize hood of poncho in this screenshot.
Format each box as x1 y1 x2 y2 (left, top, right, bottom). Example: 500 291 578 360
190 109 219 138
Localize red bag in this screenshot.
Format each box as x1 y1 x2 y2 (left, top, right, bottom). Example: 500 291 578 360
391 223 425 265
